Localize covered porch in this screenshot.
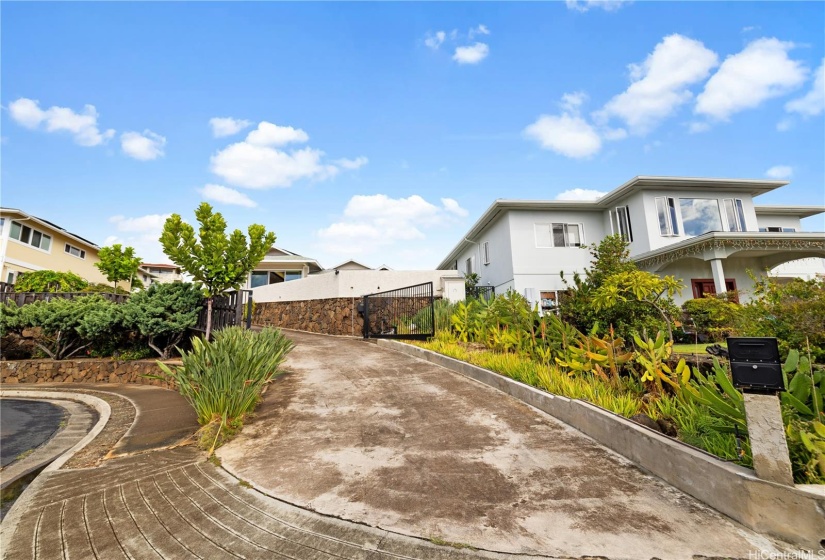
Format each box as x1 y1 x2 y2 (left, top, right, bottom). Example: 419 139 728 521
634 232 825 304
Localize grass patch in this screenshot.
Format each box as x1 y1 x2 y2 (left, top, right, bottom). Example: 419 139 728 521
429 536 477 551
238 479 252 488
672 342 727 355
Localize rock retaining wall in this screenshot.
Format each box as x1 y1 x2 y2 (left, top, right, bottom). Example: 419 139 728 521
253 298 363 336
0 359 175 389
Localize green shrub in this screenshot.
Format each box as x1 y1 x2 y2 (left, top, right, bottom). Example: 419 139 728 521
682 296 741 342
13 270 88 293
83 282 130 295
5 296 123 359
122 282 203 359
155 327 294 452
738 277 825 361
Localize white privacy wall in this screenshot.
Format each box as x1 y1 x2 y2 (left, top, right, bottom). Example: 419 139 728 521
252 270 464 302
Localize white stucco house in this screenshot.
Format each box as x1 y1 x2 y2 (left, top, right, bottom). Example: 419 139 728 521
437 176 825 309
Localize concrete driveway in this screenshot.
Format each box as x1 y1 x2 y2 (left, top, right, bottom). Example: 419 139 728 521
218 331 790 559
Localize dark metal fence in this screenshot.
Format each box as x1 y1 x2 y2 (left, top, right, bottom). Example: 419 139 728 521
0 290 129 306
467 285 495 302
193 289 253 335
362 282 434 340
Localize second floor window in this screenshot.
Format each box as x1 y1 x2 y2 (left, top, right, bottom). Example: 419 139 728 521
482 241 490 265
465 256 474 275
655 197 679 236
64 243 86 259
10 221 51 251
612 206 633 242
552 223 582 247
679 198 723 236
723 198 747 232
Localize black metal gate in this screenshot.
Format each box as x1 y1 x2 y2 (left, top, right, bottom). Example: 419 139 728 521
362 282 434 340
194 289 254 335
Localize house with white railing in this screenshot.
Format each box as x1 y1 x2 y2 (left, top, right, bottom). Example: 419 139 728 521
437 176 825 310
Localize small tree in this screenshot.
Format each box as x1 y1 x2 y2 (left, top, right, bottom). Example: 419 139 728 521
159 203 275 340
122 283 204 358
95 244 142 293
592 270 683 341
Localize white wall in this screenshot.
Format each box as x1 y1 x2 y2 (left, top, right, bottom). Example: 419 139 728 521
771 257 825 280
453 213 514 292
252 270 465 302
754 213 803 231
657 256 768 305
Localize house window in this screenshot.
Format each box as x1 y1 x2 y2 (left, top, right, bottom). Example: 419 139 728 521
6 271 16 284
482 241 490 265
64 243 86 259
612 206 633 242
655 197 679 236
723 199 747 232
551 223 582 247
250 271 269 288
679 199 722 236
465 257 474 275
284 271 303 281
759 226 795 232
9 221 51 251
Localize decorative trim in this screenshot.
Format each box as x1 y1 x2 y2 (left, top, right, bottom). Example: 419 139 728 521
635 237 825 269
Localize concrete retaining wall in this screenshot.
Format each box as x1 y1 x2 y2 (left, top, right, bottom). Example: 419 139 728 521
378 339 825 549
0 358 175 389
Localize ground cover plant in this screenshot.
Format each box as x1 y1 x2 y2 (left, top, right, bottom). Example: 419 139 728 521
416 290 824 483
154 327 294 453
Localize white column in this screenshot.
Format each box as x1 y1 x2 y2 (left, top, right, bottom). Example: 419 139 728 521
709 258 726 294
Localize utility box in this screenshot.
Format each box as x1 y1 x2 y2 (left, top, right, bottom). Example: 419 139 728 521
727 337 784 392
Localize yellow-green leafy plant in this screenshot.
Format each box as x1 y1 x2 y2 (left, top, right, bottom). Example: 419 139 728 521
787 420 825 483
632 331 690 394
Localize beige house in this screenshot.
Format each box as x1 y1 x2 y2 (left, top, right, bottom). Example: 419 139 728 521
140 263 184 286
0 208 136 290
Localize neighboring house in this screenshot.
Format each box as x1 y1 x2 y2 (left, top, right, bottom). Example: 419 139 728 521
245 246 324 289
0 207 135 290
141 263 183 285
437 176 825 309
324 259 393 272
770 257 825 282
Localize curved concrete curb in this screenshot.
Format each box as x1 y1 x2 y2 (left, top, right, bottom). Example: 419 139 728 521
377 339 825 550
0 390 111 554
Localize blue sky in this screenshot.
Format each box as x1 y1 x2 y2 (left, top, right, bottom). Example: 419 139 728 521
2 1 823 269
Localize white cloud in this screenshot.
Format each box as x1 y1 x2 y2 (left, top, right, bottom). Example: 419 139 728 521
424 31 446 50
245 121 309 146
209 117 252 138
209 120 362 189
316 194 467 255
8 97 115 146
785 59 825 117
109 213 172 233
199 184 258 208
688 121 711 134
468 24 490 39
597 34 718 135
453 43 489 65
334 156 369 170
566 0 631 12
105 213 174 263
776 118 794 132
121 130 166 160
765 165 793 180
524 113 602 159
555 188 607 201
695 38 808 121
211 143 331 189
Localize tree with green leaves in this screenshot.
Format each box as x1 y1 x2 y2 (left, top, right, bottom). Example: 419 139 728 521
159 203 275 340
95 244 142 293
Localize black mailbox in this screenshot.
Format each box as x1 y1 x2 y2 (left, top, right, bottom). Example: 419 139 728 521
726 337 784 392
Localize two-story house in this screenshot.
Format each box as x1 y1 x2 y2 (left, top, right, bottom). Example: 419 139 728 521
0 207 136 289
437 176 825 309
140 263 184 286
245 246 324 289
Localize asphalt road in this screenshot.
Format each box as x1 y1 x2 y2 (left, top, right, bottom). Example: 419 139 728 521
0 399 66 467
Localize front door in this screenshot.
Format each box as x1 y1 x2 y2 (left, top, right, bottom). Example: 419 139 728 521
691 278 737 300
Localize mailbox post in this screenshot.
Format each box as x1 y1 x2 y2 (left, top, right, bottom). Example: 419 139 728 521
727 337 794 486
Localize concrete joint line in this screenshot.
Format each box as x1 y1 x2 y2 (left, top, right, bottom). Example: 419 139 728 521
0 390 111 557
